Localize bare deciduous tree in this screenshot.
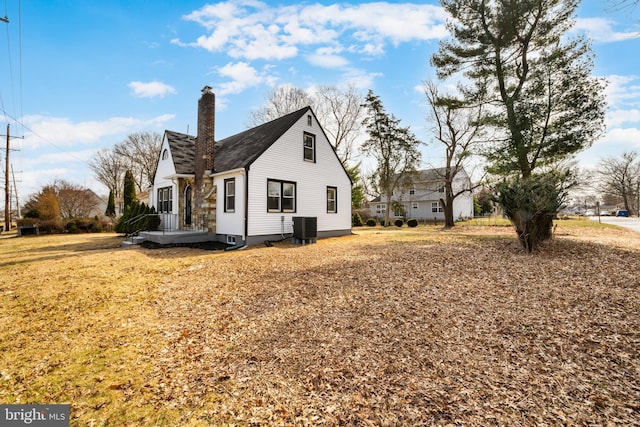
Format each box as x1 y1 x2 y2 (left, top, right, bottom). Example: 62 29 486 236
597 151 640 215
90 131 162 197
89 147 127 198
113 131 163 192
313 84 365 165
249 85 314 126
55 180 99 219
424 81 485 227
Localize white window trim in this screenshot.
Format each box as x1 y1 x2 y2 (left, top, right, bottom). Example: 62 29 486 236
303 132 315 162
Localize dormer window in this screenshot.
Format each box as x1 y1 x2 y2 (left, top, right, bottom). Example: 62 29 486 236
162 149 169 160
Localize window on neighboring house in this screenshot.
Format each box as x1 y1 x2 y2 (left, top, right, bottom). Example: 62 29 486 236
303 132 315 162
376 204 386 214
162 149 169 160
438 184 445 193
412 202 419 209
307 115 312 126
267 180 296 213
327 187 337 213
157 187 173 213
225 178 235 212
431 201 444 213
409 185 416 195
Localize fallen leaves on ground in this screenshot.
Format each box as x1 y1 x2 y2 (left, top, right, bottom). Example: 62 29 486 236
146 226 640 425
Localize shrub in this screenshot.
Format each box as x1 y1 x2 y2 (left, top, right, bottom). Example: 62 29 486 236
495 171 570 252
352 212 363 227
366 218 377 226
394 218 404 227
380 219 391 227
17 217 64 234
68 222 79 234
407 218 418 228
115 201 160 234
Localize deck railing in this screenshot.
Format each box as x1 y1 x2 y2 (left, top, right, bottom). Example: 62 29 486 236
157 213 208 232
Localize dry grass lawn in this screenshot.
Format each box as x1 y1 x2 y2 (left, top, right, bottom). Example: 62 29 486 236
0 222 638 426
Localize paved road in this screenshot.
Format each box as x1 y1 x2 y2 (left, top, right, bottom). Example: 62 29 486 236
588 216 640 233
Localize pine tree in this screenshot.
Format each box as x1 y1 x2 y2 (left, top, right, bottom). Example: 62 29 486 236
361 90 421 227
432 0 606 251
123 170 137 211
105 190 116 218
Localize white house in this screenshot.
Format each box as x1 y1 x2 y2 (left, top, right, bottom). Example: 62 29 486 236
149 86 352 246
370 168 474 221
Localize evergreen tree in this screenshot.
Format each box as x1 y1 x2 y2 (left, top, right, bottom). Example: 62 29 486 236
105 190 116 218
361 90 421 227
432 0 606 251
123 170 137 211
346 163 366 210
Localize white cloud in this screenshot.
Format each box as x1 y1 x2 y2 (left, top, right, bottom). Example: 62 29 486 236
604 74 640 108
175 1 447 60
215 62 277 96
306 50 349 69
128 81 177 98
21 114 175 148
578 126 640 169
574 17 640 42
607 109 640 127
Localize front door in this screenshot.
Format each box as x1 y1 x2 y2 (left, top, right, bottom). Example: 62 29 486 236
184 186 192 226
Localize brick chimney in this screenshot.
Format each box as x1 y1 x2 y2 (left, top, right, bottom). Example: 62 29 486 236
194 86 215 210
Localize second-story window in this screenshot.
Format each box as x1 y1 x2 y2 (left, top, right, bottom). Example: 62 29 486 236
303 132 315 162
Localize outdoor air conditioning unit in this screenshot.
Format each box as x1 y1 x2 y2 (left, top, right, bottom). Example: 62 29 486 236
293 217 317 240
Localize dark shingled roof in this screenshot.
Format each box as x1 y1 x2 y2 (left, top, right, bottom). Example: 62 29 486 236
164 106 311 175
165 130 195 175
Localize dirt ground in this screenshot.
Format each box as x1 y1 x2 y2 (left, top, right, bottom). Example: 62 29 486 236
1 225 639 426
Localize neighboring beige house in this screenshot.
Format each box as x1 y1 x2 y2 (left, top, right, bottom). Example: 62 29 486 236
370 168 474 221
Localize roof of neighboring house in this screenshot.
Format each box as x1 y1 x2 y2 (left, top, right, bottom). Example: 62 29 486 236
213 107 311 172
415 167 469 182
163 107 312 175
165 130 196 175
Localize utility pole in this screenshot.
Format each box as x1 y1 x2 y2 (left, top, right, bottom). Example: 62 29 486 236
4 124 10 232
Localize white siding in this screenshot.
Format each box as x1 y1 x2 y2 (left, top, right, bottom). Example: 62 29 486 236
213 170 245 237
152 138 178 214
246 114 351 237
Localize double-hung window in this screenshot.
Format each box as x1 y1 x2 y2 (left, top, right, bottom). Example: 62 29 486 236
224 178 235 212
157 187 173 213
303 132 315 162
327 187 337 213
431 201 444 213
267 180 296 213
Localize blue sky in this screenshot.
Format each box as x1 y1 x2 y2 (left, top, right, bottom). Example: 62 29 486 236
1 0 639 200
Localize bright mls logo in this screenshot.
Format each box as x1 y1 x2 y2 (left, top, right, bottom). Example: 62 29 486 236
0 405 69 426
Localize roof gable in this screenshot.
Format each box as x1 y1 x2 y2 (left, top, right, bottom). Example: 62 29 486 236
160 106 313 175
213 107 311 172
